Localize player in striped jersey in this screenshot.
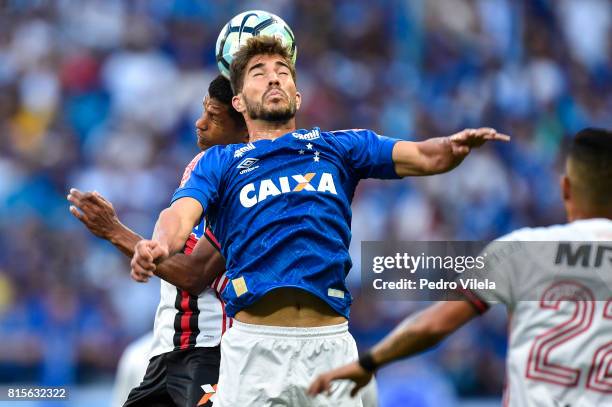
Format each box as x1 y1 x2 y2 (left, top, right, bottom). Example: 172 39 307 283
68 75 246 407
309 128 612 407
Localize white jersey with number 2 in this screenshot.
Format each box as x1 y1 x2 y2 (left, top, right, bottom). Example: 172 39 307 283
469 218 612 407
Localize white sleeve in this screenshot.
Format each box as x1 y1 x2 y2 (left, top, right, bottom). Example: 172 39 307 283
461 234 528 310
111 333 153 407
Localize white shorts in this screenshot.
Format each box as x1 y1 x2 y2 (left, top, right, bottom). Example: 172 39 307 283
213 320 378 407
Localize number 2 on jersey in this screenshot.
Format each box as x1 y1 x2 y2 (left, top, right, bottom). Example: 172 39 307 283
526 281 612 393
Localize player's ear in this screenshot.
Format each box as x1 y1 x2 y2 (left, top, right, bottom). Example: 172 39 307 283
295 91 301 111
560 175 575 221
232 94 245 113
560 175 571 202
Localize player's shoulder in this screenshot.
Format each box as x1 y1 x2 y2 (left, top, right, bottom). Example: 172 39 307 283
495 224 566 242
223 141 254 156
484 219 612 267
178 145 240 187
485 224 576 259
195 143 248 166
324 128 375 138
321 128 377 150
288 127 376 144
496 219 612 242
180 151 207 187
482 223 569 264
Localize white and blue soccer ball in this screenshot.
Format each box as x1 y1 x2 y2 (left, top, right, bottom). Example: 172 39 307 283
215 10 297 79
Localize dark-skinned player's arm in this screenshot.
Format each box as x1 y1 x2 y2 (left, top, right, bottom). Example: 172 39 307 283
131 197 203 279
392 127 510 177
308 300 480 398
68 189 224 295
155 234 226 295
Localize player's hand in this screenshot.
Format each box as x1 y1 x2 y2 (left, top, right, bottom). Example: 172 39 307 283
448 127 510 156
67 188 120 239
131 240 169 283
307 361 373 398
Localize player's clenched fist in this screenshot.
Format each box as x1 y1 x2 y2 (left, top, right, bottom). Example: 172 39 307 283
131 240 169 283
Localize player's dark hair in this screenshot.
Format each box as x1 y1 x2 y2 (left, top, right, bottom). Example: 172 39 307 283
229 35 296 94
567 127 612 206
208 74 246 128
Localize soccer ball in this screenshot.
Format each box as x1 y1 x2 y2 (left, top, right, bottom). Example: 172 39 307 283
215 10 297 79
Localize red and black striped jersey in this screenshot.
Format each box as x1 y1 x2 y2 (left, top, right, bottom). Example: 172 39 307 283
149 153 232 357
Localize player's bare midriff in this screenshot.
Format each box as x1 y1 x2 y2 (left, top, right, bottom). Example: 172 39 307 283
234 288 347 327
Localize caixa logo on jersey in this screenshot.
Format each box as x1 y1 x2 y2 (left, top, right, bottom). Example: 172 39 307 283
240 172 337 208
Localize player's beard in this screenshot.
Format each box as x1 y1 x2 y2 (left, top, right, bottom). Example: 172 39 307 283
244 89 297 123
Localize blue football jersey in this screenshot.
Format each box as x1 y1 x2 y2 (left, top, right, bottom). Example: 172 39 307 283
172 128 400 318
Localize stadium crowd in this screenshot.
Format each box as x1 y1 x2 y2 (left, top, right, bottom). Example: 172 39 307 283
0 0 610 403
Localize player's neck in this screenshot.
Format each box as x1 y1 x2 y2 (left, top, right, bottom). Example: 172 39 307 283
568 206 612 222
246 118 296 142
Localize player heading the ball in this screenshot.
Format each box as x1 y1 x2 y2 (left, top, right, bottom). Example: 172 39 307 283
131 35 509 406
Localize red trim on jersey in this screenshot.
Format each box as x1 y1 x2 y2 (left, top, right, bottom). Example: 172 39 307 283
180 233 198 349
456 288 490 314
173 233 200 350
184 233 198 255
179 290 194 349
180 151 205 187
219 277 229 296
217 277 230 334
205 227 221 251
212 275 222 292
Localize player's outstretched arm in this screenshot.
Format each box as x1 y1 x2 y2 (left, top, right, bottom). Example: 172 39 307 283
68 189 223 294
392 128 510 177
68 188 142 257
308 300 479 398
131 197 203 277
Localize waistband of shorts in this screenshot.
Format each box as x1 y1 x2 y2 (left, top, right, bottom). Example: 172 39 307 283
231 320 349 338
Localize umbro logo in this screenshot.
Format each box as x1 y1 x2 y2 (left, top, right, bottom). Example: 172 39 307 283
237 158 260 175
237 158 259 169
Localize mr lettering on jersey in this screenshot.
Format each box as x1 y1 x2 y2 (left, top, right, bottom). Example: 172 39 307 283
240 172 337 208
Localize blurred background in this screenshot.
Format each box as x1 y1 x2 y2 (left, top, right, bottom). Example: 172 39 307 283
0 0 610 406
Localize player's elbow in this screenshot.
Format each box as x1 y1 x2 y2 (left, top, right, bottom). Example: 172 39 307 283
183 280 207 297
184 254 225 296
177 261 208 296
